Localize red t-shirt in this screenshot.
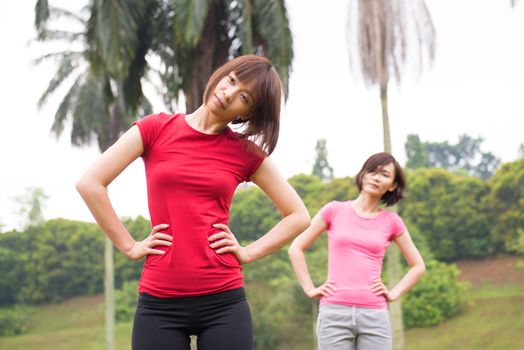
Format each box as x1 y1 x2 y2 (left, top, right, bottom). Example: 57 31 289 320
133 113 266 297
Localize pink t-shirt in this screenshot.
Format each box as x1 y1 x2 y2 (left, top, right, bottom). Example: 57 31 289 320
133 113 265 297
319 200 406 309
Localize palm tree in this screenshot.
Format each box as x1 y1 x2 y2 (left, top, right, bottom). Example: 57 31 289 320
34 1 293 349
156 0 293 112
346 1 435 349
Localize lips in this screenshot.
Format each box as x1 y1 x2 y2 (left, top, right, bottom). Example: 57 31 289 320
213 94 225 110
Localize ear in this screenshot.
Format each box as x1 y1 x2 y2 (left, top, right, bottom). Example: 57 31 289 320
388 182 398 193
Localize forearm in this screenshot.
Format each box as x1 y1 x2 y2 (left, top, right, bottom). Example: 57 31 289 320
288 245 316 293
244 210 310 263
76 181 135 254
389 264 426 300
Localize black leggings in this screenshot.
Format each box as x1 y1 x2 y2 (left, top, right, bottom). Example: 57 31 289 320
132 288 253 350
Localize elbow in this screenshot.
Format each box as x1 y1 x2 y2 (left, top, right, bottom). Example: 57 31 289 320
75 177 88 196
296 208 311 233
75 175 97 197
288 239 301 258
417 261 426 277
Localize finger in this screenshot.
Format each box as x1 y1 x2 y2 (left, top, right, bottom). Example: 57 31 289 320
149 239 172 247
210 239 234 249
152 224 170 233
153 233 173 241
209 232 229 241
216 246 236 254
371 284 383 291
212 223 232 233
146 248 166 255
325 286 336 294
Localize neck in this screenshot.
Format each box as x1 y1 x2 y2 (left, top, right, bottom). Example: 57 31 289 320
186 105 229 134
352 193 381 213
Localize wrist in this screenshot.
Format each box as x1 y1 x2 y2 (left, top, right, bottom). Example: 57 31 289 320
242 245 258 264
389 290 400 301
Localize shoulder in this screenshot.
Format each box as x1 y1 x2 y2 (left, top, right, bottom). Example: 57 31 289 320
229 132 268 158
136 112 180 124
320 200 347 215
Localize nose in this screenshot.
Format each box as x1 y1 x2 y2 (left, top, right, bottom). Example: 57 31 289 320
222 86 237 102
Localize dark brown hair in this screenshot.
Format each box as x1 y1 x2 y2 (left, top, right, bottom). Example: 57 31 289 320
355 152 406 206
203 55 283 155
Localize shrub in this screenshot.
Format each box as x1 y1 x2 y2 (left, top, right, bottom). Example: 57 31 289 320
0 305 34 336
403 259 468 328
115 280 139 323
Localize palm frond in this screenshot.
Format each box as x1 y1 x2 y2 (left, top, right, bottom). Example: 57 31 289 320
51 73 85 137
173 0 210 48
34 0 50 39
38 56 81 109
348 0 435 87
49 6 87 25
236 0 254 54
32 50 84 66
71 75 112 149
251 0 293 96
33 29 85 43
94 0 142 77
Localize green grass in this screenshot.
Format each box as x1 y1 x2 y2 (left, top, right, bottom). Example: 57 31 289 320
1 258 523 349
405 272 524 350
0 295 132 350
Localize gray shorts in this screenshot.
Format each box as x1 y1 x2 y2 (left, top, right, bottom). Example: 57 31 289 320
317 304 391 350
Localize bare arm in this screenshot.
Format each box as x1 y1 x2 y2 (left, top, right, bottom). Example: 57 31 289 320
209 157 311 263
288 213 335 298
372 231 426 302
75 125 172 260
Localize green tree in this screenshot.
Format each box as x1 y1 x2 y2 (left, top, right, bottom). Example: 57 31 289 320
485 159 524 253
346 1 435 347
14 187 48 229
405 134 430 169
161 0 294 112
400 168 493 260
405 134 501 179
312 139 334 181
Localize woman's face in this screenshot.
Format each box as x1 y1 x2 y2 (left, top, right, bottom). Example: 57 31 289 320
206 71 255 122
361 162 397 197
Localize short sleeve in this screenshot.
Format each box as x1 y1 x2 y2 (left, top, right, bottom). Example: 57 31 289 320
242 140 267 181
133 113 173 157
318 201 336 228
390 212 407 240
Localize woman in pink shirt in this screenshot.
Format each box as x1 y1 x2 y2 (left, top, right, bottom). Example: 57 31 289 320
289 152 425 349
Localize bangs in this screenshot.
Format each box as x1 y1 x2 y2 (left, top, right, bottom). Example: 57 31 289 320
364 155 395 173
234 63 273 104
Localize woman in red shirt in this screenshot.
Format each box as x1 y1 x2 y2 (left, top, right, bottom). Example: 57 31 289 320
76 55 310 350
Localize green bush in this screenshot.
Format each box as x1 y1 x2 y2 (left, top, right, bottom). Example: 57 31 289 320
403 260 468 328
0 305 34 336
115 280 139 323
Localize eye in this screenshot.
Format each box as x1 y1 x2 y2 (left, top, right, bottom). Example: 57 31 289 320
240 94 249 103
228 75 235 84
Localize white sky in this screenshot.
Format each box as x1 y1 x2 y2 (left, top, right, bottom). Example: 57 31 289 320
1 0 523 230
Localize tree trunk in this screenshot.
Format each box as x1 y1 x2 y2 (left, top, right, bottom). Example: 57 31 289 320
104 237 115 350
380 83 405 350
185 0 230 113
101 80 127 350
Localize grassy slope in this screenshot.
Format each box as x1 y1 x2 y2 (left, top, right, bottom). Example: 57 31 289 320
0 257 522 349
406 256 524 350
